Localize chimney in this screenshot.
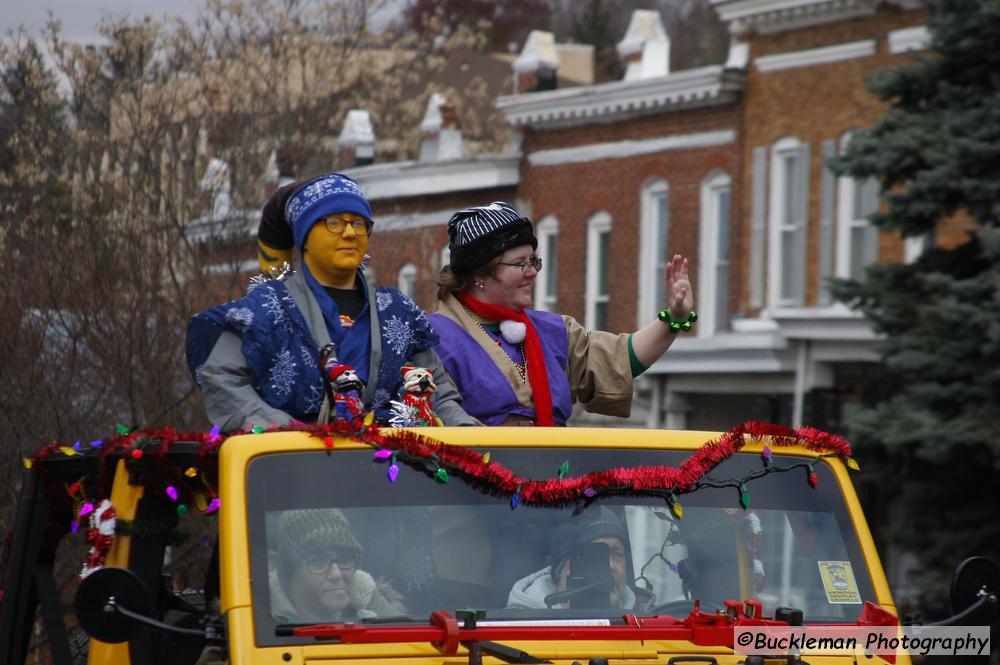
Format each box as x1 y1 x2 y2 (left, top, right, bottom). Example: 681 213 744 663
617 10 670 81
262 149 280 199
514 30 559 93
200 157 231 221
337 109 375 169
420 93 463 162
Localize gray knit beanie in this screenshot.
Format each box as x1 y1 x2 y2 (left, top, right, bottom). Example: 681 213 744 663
276 508 363 581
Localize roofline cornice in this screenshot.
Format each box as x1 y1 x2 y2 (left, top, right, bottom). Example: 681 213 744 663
497 65 744 129
344 153 521 201
710 0 878 35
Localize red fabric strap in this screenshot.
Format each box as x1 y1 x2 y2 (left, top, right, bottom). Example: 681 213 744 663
455 292 555 426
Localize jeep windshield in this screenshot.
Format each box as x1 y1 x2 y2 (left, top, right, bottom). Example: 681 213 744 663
246 446 874 646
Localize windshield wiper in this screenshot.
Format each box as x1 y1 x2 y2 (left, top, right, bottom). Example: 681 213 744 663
474 640 550 664
457 610 550 665
321 611 549 662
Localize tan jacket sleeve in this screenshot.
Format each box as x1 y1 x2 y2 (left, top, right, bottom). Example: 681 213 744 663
562 315 634 417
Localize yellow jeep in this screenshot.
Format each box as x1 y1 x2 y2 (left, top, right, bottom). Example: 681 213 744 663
2 425 994 664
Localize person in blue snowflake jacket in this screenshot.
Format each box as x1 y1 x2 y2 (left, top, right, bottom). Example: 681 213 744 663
185 173 476 431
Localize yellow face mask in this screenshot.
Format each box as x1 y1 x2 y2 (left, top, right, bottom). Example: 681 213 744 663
302 212 372 289
257 239 294 274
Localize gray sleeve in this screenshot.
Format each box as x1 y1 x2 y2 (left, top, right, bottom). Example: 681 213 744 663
409 347 480 426
199 331 294 431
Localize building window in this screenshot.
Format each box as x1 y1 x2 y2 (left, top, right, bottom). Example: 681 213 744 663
904 233 931 263
836 132 879 280
534 215 559 311
397 263 417 298
638 179 669 325
586 212 612 330
768 137 810 307
699 171 732 335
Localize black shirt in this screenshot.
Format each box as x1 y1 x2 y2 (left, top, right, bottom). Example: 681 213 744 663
324 284 365 322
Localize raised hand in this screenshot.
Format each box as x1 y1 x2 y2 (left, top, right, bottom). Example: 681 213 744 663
664 254 693 321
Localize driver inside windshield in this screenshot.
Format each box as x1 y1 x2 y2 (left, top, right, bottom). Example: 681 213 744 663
507 507 655 612
270 508 405 623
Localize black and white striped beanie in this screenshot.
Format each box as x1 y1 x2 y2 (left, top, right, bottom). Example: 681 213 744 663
447 202 537 274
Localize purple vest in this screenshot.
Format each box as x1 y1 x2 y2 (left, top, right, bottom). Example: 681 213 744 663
429 310 573 426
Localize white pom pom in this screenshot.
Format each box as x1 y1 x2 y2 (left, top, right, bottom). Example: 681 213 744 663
499 320 527 344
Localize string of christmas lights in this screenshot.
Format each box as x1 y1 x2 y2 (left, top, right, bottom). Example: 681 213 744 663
23 419 857 577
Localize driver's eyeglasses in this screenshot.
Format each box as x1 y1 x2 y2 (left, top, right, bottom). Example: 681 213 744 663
303 555 358 575
496 256 542 273
323 216 373 236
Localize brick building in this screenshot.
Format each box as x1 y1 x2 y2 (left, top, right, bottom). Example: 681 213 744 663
339 0 924 435
194 0 930 437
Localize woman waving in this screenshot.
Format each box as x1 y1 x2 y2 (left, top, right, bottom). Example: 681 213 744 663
430 202 694 427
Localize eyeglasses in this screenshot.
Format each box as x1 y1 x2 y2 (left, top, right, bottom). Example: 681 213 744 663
303 554 358 575
496 256 543 273
323 216 374 236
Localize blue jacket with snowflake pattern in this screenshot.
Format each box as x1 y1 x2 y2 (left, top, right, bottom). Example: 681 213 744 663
186 270 476 430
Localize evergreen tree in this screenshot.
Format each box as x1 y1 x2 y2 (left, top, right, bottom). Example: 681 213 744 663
571 0 618 81
830 0 1000 607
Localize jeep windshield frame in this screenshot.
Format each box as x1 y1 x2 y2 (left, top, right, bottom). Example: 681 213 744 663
246 446 875 648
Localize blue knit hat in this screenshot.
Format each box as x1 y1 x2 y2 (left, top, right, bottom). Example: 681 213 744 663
284 173 373 251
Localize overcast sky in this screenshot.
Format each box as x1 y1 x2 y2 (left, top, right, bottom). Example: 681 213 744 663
3 0 402 45
2 0 204 44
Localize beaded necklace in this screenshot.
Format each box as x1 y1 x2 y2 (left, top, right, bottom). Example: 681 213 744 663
459 301 527 383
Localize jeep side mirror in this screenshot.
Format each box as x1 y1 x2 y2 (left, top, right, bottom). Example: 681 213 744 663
74 567 151 643
950 557 999 624
75 566 211 643
925 556 1000 627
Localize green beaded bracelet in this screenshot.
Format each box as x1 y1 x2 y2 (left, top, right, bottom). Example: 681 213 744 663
658 308 698 333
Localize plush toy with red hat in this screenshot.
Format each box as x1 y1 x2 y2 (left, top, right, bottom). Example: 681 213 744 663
319 344 365 423
395 364 441 427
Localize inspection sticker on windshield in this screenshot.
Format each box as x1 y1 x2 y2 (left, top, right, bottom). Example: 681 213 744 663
817 561 861 604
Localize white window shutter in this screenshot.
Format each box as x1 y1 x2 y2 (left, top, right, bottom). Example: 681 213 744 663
790 143 811 305
749 147 768 309
818 140 837 306
861 179 880 270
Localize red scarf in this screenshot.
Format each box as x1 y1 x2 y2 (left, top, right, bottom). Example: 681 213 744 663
455 292 555 426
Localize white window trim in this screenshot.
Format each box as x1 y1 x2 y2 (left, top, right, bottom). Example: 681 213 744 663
586 211 613 330
768 136 803 308
835 132 877 279
528 130 736 167
397 263 417 298
904 235 928 263
754 39 876 73
638 179 669 326
698 171 732 336
888 26 929 54
440 245 451 272
534 215 559 311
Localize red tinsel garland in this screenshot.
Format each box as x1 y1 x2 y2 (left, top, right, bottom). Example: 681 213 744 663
289 419 853 506
28 420 854 522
